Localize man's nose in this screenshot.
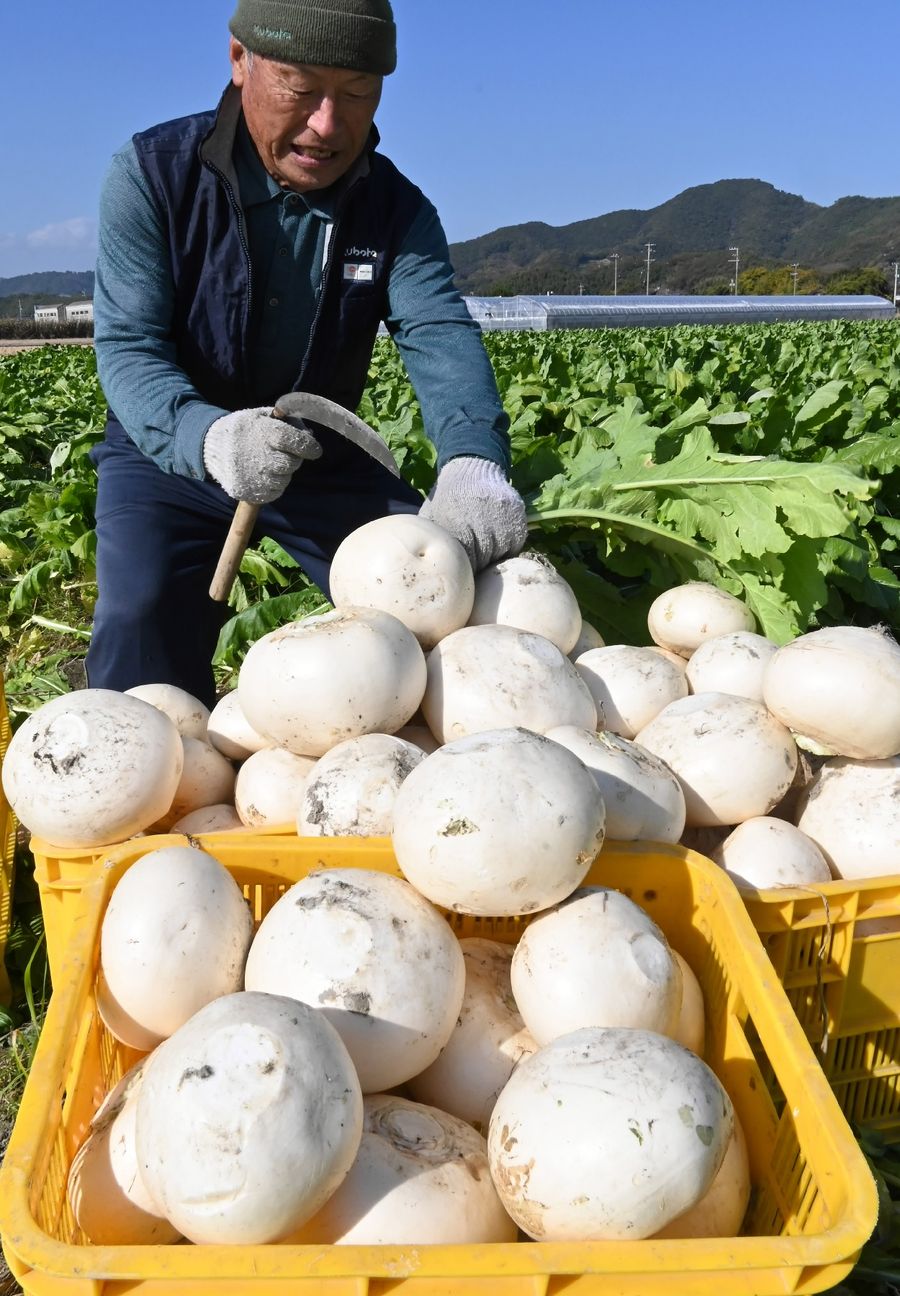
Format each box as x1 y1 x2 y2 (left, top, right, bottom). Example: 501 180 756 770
307 96 341 138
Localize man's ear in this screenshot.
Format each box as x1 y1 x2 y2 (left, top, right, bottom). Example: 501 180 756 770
230 36 248 88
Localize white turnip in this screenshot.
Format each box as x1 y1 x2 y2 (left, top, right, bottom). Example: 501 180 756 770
100 844 252 1048
135 992 363 1244
574 645 688 738
244 868 465 1092
636 692 798 827
796 756 900 879
545 726 685 842
329 514 474 650
468 553 582 653
408 938 537 1131
124 683 210 741
712 817 832 888
238 607 426 757
392 727 606 916
488 1026 733 1240
763 625 900 759
510 887 683 1044
422 624 597 744
648 646 690 673
290 1094 517 1244
568 619 605 660
152 737 236 831
67 1059 181 1245
1 689 183 848
672 951 705 1056
171 804 244 834
685 631 778 702
648 583 755 657
206 689 270 761
654 1112 750 1238
234 747 317 828
297 733 423 837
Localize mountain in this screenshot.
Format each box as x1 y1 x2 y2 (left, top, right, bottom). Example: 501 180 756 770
0 270 94 299
447 180 900 296
0 271 95 322
4 181 898 305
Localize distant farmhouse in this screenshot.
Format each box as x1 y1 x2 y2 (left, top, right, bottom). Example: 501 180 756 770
33 300 93 325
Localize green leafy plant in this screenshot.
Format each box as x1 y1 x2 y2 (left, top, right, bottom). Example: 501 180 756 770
826 1127 900 1295
368 322 898 642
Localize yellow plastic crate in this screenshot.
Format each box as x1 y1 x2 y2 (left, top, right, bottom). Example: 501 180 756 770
740 874 900 1136
0 673 15 1005
0 836 877 1296
28 838 111 987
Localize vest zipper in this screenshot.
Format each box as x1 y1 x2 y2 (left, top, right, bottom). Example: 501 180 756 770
295 224 337 386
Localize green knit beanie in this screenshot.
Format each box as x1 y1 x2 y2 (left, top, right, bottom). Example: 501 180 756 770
229 0 396 75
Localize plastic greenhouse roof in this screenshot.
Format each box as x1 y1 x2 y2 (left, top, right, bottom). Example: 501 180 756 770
461 294 896 330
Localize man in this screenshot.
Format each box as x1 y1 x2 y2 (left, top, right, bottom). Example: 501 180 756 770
87 0 527 708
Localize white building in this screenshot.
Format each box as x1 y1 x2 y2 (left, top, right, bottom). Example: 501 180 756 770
33 300 94 325
33 303 64 324
65 300 93 323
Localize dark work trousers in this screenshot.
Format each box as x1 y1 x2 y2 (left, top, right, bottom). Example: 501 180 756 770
84 425 422 709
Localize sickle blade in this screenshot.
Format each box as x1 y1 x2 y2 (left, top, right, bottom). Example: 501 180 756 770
272 391 401 478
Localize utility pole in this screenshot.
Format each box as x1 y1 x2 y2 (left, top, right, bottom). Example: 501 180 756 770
611 251 619 296
644 243 655 296
728 246 740 295
893 261 899 307
791 263 800 295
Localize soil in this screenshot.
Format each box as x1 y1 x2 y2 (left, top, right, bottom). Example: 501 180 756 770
0 342 94 357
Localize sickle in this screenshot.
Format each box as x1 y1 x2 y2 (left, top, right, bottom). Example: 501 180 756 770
208 392 399 603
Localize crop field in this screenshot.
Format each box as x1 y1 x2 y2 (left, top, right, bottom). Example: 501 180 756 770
0 319 898 1293
0 320 897 717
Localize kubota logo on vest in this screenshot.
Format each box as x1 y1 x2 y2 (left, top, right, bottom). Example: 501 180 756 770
343 247 379 283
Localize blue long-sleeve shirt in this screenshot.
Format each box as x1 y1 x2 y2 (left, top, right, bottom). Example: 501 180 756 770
93 115 511 479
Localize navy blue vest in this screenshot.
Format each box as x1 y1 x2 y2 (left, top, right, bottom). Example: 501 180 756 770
107 89 423 465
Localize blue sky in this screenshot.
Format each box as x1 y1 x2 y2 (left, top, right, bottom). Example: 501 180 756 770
2 0 897 279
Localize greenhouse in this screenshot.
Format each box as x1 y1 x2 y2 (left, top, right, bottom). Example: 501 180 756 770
462 293 896 331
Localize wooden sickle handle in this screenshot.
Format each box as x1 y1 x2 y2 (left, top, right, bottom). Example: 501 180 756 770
209 499 260 603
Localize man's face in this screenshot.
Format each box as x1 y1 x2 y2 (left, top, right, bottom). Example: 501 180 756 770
230 39 382 192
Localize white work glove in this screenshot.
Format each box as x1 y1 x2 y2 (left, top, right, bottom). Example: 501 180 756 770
203 406 322 503
419 456 528 571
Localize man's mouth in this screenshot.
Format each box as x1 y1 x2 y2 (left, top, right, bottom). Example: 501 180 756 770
292 145 337 163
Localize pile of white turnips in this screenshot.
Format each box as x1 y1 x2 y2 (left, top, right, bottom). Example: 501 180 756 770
3 512 898 888
69 838 746 1248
